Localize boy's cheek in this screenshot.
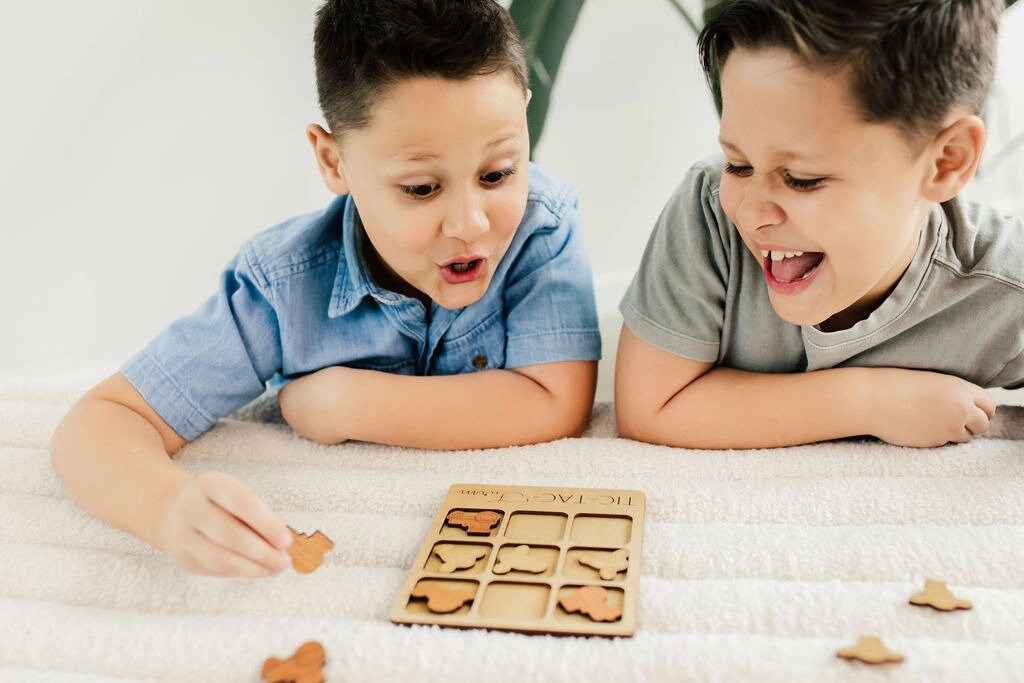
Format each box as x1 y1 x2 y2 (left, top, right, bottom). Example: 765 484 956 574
717 182 741 221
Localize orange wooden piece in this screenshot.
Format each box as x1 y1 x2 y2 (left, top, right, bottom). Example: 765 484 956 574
261 641 326 683
288 528 334 574
446 510 501 534
559 585 622 622
411 584 476 613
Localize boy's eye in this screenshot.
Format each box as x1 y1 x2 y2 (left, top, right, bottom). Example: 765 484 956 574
723 161 753 177
400 183 440 199
480 166 517 186
784 174 826 191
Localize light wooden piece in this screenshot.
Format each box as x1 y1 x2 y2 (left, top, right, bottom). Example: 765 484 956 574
391 483 645 637
492 544 547 574
577 548 629 580
434 545 487 573
559 585 622 622
288 528 334 574
908 578 972 611
836 636 904 664
261 641 326 683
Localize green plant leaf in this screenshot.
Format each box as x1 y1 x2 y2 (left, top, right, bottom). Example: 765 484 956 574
509 0 585 156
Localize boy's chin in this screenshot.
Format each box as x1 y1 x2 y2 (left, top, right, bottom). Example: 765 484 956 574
767 298 829 328
432 282 489 310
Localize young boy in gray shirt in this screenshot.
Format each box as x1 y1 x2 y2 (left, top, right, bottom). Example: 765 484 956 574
618 0 1022 449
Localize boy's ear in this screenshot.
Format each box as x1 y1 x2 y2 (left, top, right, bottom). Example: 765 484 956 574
307 123 350 195
921 114 986 203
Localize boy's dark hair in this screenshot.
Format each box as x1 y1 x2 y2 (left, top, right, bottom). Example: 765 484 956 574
697 0 1002 142
313 0 528 137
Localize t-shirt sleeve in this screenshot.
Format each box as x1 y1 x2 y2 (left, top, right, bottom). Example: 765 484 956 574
987 344 1024 389
121 241 283 441
619 160 733 363
501 196 602 368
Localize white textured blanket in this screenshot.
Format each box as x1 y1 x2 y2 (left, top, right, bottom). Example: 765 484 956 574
2 377 1024 682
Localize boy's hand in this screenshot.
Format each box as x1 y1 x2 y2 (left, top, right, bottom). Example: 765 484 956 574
871 369 996 447
155 471 294 577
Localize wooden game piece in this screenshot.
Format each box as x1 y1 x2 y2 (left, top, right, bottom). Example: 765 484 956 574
577 548 629 580
411 584 476 613
835 636 904 664
391 483 645 637
288 528 334 574
492 545 547 574
434 544 487 572
559 585 622 622
261 641 326 683
908 578 972 611
446 510 501 534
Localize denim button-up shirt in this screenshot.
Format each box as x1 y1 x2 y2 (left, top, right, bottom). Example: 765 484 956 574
122 163 601 440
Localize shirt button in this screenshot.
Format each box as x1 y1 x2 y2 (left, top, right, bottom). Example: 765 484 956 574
472 354 488 369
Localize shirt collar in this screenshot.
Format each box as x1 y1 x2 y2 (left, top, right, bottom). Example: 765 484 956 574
328 196 404 318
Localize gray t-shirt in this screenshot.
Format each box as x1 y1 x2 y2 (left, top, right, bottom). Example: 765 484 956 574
620 156 1024 389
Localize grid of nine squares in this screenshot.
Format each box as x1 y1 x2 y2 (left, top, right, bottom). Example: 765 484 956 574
390 483 646 637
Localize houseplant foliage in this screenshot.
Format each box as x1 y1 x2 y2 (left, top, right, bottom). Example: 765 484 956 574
508 0 585 155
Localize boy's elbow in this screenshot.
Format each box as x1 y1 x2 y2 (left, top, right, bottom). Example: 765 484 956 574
615 390 676 445
280 402 340 445
615 399 649 442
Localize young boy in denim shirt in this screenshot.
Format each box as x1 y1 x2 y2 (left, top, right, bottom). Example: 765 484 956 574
617 0 1021 449
51 0 600 577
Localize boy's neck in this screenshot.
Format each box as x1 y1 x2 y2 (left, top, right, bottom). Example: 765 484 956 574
359 228 432 311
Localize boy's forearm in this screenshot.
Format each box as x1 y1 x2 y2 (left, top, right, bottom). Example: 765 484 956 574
282 362 596 449
50 398 189 548
630 366 873 449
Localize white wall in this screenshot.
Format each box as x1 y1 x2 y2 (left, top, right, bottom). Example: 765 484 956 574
2 2 1023 403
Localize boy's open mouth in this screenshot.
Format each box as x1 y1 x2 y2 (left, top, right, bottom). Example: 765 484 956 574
762 249 825 285
447 259 481 273
440 257 487 284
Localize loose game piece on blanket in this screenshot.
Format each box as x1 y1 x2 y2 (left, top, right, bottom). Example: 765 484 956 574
390 483 645 637
836 636 904 665
287 528 334 574
909 578 973 611
261 640 326 683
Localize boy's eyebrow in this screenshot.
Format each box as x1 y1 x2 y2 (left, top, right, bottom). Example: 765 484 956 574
391 133 521 163
719 138 823 164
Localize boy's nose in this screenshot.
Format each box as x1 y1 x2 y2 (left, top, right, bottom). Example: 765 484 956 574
441 194 489 241
736 177 785 230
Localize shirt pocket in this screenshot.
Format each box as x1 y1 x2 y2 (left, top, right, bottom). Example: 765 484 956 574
433 309 507 375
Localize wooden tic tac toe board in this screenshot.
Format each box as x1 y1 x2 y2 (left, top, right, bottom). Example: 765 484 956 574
390 483 645 637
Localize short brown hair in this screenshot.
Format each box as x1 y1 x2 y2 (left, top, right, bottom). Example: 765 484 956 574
697 0 1003 142
313 0 528 137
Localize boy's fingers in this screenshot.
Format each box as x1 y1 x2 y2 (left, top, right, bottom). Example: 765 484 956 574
965 405 991 437
200 473 293 550
976 391 997 420
195 502 291 573
186 529 282 578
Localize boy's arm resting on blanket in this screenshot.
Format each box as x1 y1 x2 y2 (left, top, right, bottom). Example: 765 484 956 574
49 373 293 577
278 360 597 449
614 325 996 449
